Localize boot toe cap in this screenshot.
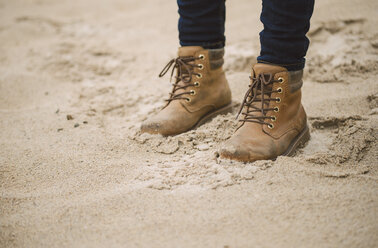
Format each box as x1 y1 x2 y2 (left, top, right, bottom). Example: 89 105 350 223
220 138 272 162
140 119 175 136
140 121 162 134
140 116 186 136
220 144 257 162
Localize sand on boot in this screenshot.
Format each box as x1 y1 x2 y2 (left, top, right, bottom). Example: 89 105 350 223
0 0 377 247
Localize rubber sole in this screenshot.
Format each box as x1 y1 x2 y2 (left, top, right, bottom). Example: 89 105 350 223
282 124 311 156
192 103 233 130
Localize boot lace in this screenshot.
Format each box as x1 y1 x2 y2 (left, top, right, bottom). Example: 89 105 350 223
159 56 203 103
236 73 282 128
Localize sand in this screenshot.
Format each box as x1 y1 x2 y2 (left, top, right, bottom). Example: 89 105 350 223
0 0 377 247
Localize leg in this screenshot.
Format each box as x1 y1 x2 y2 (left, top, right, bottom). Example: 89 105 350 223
178 0 226 49
258 0 315 71
220 0 314 162
141 0 231 136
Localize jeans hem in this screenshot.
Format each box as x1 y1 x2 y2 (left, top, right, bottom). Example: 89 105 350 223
257 60 305 71
180 41 225 49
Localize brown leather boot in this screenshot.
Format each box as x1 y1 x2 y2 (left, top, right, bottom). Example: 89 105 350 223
141 46 232 136
220 63 310 162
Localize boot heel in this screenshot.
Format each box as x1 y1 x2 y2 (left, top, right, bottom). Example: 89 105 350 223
298 126 311 148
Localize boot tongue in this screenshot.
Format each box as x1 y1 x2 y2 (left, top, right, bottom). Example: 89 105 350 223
251 63 287 105
250 63 286 98
176 46 204 84
241 64 286 121
178 46 204 57
252 63 287 77
168 47 204 102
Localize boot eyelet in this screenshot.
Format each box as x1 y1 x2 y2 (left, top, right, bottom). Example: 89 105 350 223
268 124 274 129
196 73 202 78
271 116 277 122
194 81 200 87
274 107 279 112
190 90 196 95
199 54 205 60
186 98 191 102
277 87 283 93
276 97 281 103
198 64 204 70
278 77 284 83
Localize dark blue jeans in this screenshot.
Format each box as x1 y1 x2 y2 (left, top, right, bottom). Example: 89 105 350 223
177 0 314 71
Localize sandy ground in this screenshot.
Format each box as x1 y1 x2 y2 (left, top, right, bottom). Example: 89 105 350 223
0 0 377 247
